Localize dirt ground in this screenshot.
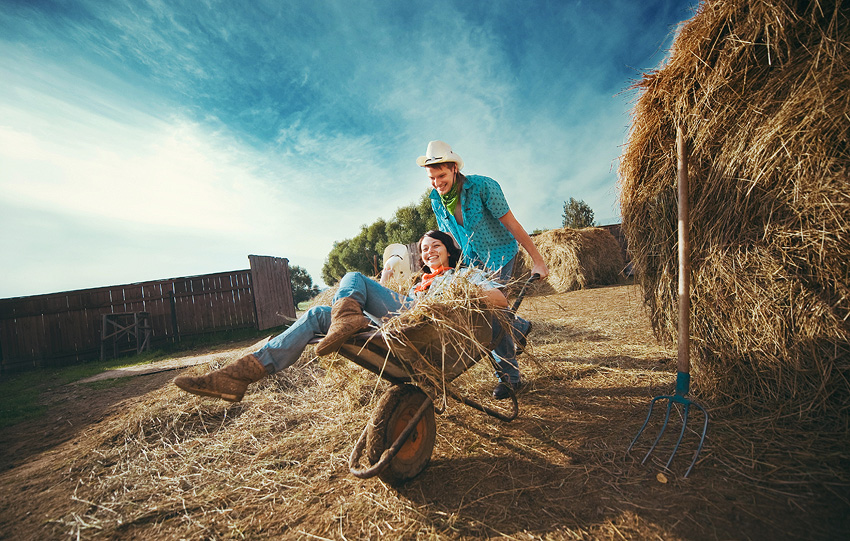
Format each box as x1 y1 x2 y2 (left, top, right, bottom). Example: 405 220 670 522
0 284 847 540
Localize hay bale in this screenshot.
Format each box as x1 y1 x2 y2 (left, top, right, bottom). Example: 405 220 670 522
618 0 850 418
309 286 336 307
513 227 626 294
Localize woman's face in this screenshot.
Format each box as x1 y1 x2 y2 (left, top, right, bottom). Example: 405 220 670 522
420 236 450 270
427 164 456 195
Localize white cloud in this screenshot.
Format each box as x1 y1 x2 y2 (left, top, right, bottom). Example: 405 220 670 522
0 0 696 297
0 56 362 295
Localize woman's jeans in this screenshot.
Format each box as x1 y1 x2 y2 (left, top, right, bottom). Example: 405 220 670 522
254 272 408 373
253 272 520 384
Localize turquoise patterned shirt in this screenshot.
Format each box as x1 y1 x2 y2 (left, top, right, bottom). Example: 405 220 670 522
429 174 518 274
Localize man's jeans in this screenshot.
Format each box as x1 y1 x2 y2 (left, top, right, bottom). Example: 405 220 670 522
490 255 531 384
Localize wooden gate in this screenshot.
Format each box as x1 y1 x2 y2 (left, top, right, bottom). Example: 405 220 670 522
249 255 297 331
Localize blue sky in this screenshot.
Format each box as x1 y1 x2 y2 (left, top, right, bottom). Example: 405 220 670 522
0 0 697 298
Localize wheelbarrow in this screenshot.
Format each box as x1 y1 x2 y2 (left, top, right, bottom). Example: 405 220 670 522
310 274 539 485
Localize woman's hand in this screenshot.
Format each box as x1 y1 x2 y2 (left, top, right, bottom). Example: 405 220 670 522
379 266 394 286
481 286 509 308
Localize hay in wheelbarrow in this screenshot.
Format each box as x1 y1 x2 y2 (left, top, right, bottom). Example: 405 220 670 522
618 0 850 420
379 274 511 402
512 227 626 294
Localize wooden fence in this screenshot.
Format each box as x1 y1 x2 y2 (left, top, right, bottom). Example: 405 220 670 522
0 255 295 374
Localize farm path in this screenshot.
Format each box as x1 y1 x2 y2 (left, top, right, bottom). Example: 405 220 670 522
74 337 270 384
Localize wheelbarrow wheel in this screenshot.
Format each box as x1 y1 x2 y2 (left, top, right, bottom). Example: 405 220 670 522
366 384 436 485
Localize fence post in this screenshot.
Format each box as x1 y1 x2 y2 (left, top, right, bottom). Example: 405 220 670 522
169 292 179 343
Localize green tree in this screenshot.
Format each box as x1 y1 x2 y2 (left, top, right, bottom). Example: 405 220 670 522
562 198 595 228
289 265 320 305
321 192 438 285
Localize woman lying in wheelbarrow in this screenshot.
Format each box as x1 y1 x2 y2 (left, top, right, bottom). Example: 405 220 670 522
174 230 524 402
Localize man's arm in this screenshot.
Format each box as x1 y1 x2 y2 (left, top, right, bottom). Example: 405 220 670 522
499 210 550 279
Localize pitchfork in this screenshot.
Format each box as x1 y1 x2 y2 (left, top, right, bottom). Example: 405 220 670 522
627 125 709 478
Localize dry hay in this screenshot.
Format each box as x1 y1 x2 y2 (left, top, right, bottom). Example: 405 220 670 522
618 0 850 420
308 272 513 410
513 227 626 294
316 272 513 405
308 285 336 307
376 271 421 298
378 273 512 405
51 354 393 539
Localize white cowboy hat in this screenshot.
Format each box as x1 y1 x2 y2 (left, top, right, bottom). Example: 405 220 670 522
383 243 414 282
416 140 464 170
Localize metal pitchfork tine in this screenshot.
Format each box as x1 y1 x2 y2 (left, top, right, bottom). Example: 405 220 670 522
627 125 709 478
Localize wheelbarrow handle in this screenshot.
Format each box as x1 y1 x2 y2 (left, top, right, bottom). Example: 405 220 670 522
511 273 540 312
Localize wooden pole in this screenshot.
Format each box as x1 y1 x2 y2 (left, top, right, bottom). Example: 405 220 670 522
676 125 691 379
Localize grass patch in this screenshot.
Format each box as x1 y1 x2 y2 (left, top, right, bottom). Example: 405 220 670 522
0 323 294 429
0 372 48 428
0 356 154 429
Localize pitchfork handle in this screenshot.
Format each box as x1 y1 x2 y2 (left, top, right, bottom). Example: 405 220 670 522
677 126 691 394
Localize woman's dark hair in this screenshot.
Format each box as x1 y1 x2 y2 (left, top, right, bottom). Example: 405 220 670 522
417 230 462 270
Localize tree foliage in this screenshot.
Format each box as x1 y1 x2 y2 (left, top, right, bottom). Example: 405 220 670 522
562 197 595 228
289 265 320 305
321 192 438 285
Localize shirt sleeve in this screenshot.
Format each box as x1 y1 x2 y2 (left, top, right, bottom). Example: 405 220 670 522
481 176 511 220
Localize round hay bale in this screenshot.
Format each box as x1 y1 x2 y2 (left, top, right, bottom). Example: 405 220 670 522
618 0 850 418
308 286 337 308
513 227 626 294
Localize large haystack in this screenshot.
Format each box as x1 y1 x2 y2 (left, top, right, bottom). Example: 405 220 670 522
514 227 626 294
619 0 850 418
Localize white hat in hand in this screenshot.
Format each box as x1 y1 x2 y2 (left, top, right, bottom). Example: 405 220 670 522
383 243 413 282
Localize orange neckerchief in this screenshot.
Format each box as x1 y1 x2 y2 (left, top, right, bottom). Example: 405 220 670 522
414 266 451 293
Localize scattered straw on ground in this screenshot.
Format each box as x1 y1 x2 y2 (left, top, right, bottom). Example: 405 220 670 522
1 284 847 540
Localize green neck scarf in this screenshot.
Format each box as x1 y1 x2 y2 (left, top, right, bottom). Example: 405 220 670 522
440 183 461 215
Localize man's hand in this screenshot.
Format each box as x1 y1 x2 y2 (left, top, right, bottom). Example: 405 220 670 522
531 260 549 279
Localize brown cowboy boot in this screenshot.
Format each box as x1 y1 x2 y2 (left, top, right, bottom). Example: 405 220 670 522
315 297 370 356
174 353 268 402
